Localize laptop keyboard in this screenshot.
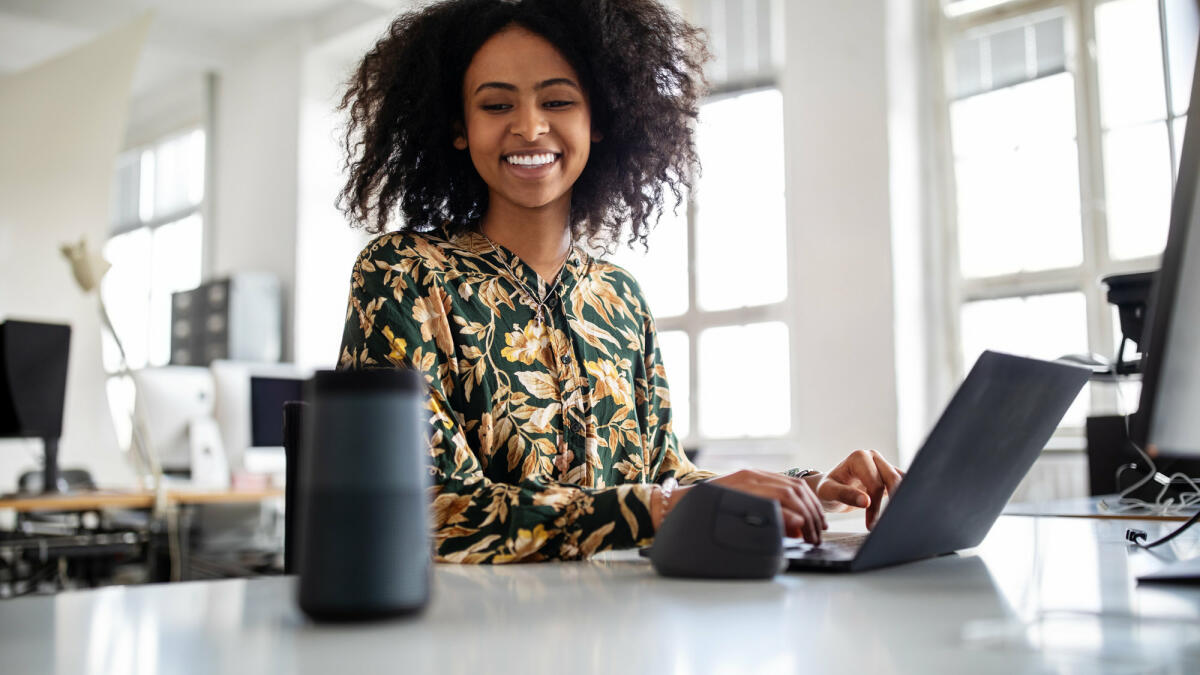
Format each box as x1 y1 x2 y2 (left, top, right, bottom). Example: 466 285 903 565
784 532 869 559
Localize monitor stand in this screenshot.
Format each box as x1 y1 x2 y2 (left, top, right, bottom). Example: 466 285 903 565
40 436 66 494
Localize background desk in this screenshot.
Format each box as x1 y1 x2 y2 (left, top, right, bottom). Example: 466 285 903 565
1004 495 1200 521
0 489 285 588
0 488 285 512
2 515 1199 674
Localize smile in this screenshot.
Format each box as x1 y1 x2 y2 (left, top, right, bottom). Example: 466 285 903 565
504 152 559 167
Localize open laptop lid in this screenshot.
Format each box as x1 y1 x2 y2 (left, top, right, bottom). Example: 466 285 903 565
850 350 1089 571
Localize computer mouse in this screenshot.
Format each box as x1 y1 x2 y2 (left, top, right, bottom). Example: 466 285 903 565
648 482 785 579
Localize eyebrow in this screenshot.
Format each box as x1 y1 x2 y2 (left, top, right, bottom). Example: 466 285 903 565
472 78 581 96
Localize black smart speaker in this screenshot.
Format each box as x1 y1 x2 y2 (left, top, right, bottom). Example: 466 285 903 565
297 368 431 621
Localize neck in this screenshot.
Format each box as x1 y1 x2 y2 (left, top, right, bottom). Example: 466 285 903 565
480 197 573 282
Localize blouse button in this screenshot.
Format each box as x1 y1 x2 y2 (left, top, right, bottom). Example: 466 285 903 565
561 354 572 364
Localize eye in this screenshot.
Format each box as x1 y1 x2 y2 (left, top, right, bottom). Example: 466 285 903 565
544 100 576 109
481 103 512 112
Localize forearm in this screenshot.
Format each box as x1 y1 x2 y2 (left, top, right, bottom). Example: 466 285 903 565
431 478 658 563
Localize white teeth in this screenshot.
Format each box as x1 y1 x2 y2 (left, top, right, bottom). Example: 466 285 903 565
506 153 556 167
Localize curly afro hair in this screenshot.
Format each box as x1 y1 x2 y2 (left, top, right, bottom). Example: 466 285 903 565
338 0 709 249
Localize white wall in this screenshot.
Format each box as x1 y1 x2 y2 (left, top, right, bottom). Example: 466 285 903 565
0 16 151 491
210 30 306 362
293 22 379 371
783 1 900 473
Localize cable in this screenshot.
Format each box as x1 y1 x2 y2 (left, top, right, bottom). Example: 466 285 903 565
1093 337 1200 516
1126 509 1200 549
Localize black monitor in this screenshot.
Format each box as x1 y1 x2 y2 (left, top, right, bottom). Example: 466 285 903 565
1125 44 1200 581
250 376 305 448
0 320 71 493
1131 38 1200 459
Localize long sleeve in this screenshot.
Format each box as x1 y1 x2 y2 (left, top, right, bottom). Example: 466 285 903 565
629 282 717 486
338 236 658 563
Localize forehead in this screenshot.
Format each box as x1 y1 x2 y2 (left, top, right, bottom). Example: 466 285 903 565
462 26 580 93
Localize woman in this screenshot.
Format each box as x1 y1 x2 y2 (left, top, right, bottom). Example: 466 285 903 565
338 0 902 563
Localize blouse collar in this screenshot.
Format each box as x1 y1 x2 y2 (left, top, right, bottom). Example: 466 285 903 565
446 226 592 297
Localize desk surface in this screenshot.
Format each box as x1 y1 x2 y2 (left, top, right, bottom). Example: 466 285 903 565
1004 495 1200 521
1 516 1199 674
0 488 284 512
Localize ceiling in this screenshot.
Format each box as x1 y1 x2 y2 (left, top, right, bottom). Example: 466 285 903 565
0 0 400 96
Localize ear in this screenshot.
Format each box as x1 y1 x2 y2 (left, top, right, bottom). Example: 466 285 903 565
452 121 468 150
591 128 604 143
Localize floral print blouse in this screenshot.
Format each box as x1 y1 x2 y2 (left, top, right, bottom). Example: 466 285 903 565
338 227 716 563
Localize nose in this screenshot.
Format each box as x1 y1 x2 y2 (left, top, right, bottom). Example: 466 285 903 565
510 104 549 141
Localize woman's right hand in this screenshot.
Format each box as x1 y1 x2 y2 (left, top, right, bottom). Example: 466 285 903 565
664 470 827 545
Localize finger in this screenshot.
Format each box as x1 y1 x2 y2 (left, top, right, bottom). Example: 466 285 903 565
783 511 811 541
820 479 870 509
871 450 904 496
795 481 827 531
777 485 819 544
866 491 881 531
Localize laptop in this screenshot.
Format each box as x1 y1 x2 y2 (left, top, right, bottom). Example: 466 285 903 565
786 350 1089 572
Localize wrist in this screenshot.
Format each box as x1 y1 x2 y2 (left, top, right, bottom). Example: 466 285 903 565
650 480 689 529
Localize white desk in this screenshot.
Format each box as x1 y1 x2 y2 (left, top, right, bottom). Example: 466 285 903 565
2 516 1199 674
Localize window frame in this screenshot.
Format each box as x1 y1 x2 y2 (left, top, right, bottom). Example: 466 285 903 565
104 125 208 375
643 81 797 461
934 0 1186 446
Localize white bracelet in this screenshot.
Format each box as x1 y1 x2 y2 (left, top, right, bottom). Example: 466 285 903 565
661 477 678 501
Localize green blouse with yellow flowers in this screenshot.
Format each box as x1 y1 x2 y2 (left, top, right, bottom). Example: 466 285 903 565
338 227 716 563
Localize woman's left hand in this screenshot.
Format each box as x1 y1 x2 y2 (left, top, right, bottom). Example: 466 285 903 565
805 449 904 530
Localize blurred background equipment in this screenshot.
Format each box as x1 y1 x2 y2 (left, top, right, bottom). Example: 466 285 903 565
170 274 282 367
0 320 72 494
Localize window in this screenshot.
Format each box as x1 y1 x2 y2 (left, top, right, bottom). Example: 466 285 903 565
103 128 206 446
937 0 1199 439
611 0 790 450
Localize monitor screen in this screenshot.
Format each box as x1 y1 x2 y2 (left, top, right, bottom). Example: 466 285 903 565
1134 46 1200 458
249 376 304 448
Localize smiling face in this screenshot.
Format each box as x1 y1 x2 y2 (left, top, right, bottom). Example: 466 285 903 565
455 26 599 222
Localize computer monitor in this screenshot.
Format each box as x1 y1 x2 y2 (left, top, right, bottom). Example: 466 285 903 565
1132 45 1200 460
0 320 71 493
211 360 309 472
130 366 218 473
250 376 305 448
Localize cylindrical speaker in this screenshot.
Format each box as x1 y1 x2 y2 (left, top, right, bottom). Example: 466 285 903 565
297 368 430 620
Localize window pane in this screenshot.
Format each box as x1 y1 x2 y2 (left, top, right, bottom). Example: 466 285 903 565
1165 0 1200 117
960 293 1089 426
1034 17 1066 78
989 25 1028 91
607 202 688 318
950 74 1082 277
148 216 204 366
102 228 152 371
138 150 155 223
110 152 140 231
1095 0 1167 129
153 129 206 217
105 374 136 452
695 89 788 311
1104 122 1173 260
698 322 789 438
657 331 690 439
951 16 1067 99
